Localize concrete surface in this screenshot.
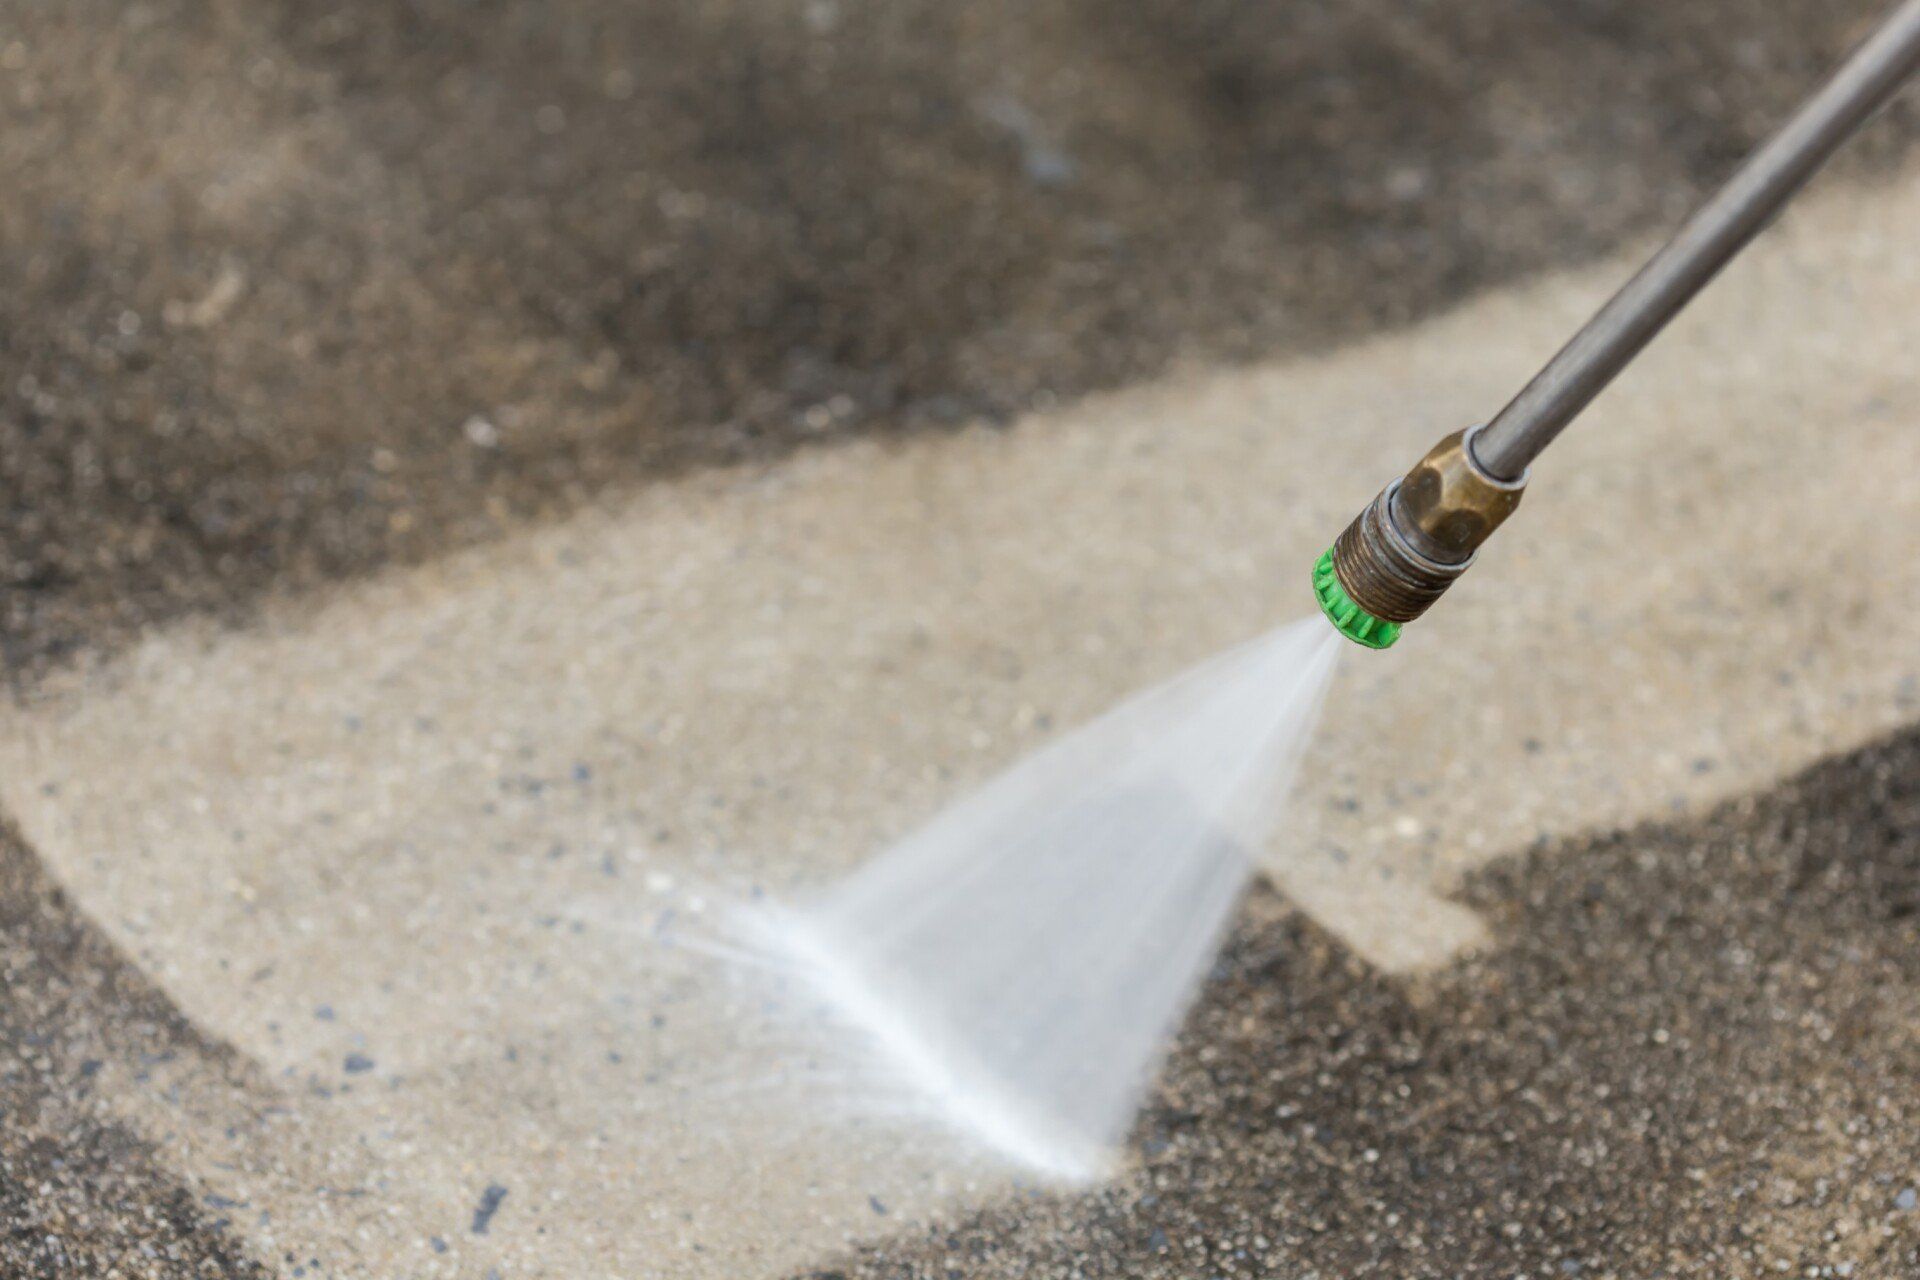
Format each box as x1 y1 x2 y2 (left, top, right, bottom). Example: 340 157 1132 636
0 817 267 1280
6 1 1920 1276
832 724 1920 1279
5 0 1911 675
1 166 1917 1277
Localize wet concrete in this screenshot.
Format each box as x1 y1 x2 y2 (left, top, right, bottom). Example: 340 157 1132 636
5 1 1920 1275
3 167 1917 1275
820 724 1920 1279
0 820 266 1280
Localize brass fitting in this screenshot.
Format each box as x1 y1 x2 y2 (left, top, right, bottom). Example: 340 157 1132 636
1328 426 1526 625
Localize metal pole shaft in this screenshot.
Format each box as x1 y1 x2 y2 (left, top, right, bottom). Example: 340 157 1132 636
1472 0 1920 481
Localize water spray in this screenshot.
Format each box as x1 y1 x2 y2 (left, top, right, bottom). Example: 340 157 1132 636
1317 0 1920 649
790 0 1920 1182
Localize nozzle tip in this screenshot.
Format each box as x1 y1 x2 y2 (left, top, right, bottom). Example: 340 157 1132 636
1312 548 1400 649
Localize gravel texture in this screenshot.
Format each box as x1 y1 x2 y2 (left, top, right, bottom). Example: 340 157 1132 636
4 0 1911 676
819 727 1920 1280
0 820 267 1280
4 1 1919 1275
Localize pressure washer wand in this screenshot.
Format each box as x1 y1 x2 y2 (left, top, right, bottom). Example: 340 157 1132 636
1315 0 1920 649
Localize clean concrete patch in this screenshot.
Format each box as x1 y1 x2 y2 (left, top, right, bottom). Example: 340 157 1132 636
3 171 1917 1275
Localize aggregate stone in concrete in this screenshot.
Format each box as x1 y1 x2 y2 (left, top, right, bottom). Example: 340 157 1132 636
819 724 1920 1279
2 170 1917 1275
5 0 1911 676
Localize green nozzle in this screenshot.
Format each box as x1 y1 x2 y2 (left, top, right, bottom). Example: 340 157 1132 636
1312 548 1400 649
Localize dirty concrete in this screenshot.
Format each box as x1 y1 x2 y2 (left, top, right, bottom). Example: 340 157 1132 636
824 723 1920 1280
4 0 1910 675
3 168 1917 1275
5 1 1920 1276
0 818 267 1280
